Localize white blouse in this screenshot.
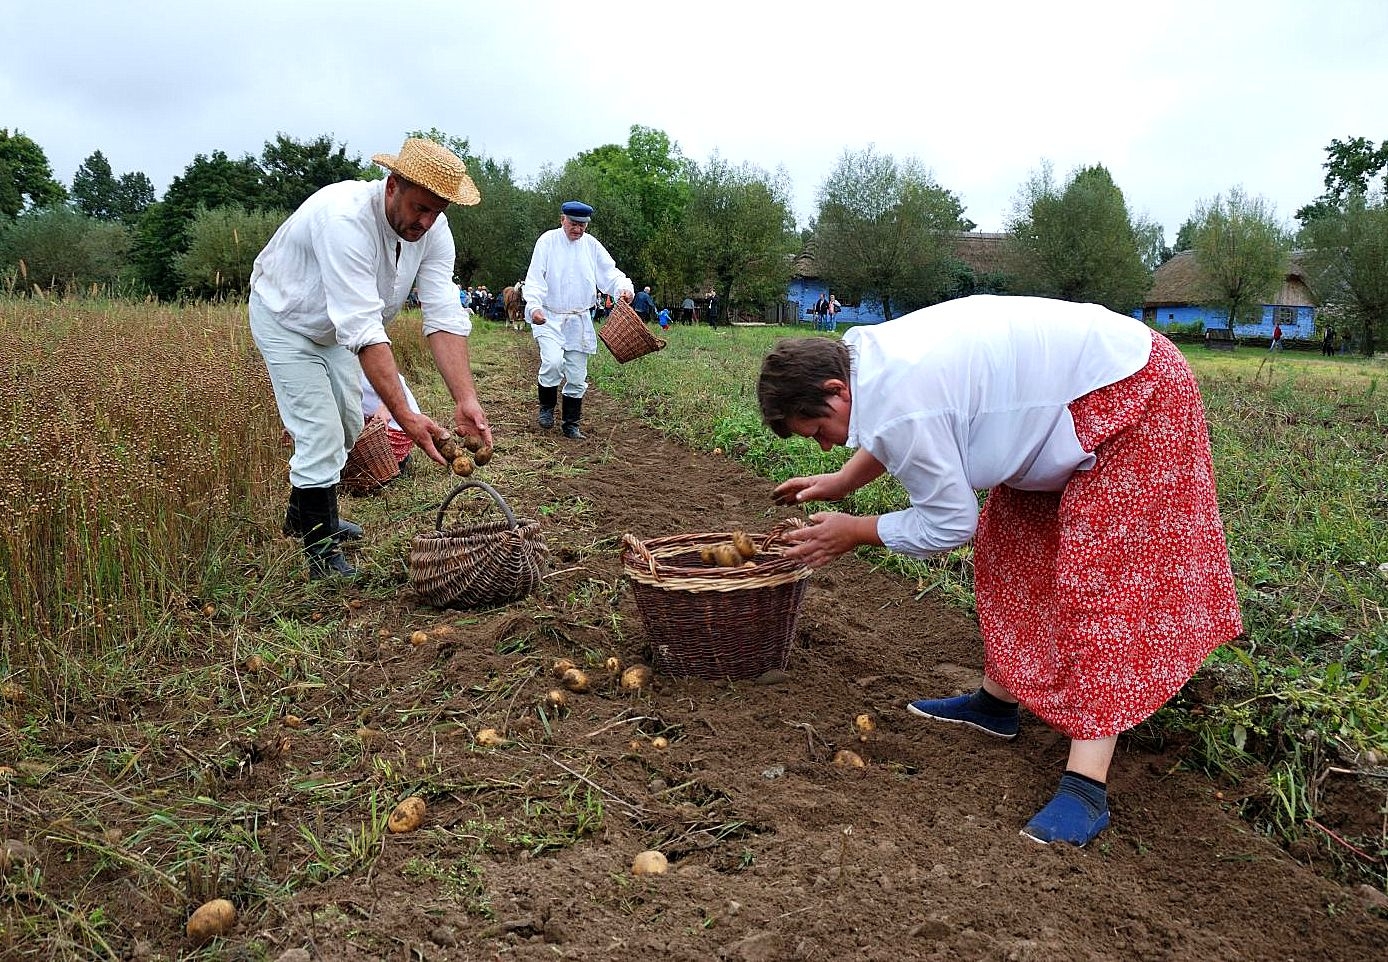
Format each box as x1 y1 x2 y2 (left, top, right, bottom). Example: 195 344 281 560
844 295 1154 557
250 179 471 354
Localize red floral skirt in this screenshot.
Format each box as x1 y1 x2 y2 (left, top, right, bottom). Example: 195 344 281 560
973 332 1243 739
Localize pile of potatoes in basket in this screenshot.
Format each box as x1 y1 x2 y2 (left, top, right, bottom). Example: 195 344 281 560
698 530 759 568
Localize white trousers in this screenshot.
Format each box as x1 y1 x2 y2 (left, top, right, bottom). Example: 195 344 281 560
535 331 591 398
249 292 363 488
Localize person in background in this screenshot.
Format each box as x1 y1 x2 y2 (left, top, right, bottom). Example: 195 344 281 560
681 296 697 325
360 370 423 474
1321 327 1336 357
813 291 830 331
249 137 493 580
632 285 658 324
827 291 841 332
657 306 672 332
1269 321 1284 351
757 294 1242 848
523 200 635 440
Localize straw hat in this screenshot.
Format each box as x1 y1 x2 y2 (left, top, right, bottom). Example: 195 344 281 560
372 138 481 206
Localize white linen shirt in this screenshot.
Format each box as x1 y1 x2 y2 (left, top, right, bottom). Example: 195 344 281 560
845 295 1154 557
523 227 633 353
249 179 470 353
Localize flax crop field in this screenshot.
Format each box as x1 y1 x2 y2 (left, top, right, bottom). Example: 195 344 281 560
0 295 1385 959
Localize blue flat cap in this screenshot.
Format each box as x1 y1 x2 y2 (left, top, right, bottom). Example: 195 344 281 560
560 201 593 222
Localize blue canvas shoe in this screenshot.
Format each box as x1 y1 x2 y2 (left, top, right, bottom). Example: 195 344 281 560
1020 774 1111 847
906 691 1020 740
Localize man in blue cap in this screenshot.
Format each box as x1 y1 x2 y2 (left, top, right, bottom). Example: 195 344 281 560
523 201 635 439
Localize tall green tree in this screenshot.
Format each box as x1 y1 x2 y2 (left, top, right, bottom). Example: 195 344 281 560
1190 187 1291 331
132 150 263 298
74 151 157 225
1296 137 1388 227
71 150 120 220
1006 162 1154 313
814 146 972 319
1299 191 1388 355
258 133 366 213
0 129 67 219
682 154 797 317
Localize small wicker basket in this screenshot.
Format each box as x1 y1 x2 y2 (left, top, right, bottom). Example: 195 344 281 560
598 298 666 363
621 523 812 680
409 480 549 609
340 418 400 495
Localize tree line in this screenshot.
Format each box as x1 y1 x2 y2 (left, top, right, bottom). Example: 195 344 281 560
1 126 1385 351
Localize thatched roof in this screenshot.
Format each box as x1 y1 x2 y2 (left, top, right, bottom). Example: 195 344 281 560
1145 250 1317 308
793 231 1012 279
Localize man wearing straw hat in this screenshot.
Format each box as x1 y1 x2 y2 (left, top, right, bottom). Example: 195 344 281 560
523 200 635 440
249 137 494 580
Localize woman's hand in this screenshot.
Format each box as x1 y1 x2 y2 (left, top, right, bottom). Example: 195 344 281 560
772 472 849 506
780 512 880 569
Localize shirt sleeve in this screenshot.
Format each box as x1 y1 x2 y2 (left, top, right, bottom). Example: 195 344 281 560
591 238 633 299
313 211 390 353
869 411 981 557
522 233 550 318
418 219 472 338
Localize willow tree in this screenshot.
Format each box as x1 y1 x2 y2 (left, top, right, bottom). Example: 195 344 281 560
1006 162 1155 313
1299 191 1388 355
813 146 970 319
1190 187 1290 331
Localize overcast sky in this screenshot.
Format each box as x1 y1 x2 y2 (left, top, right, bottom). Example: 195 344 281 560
4 0 1384 243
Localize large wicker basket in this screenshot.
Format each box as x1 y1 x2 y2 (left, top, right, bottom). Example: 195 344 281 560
598 298 666 363
409 481 549 608
340 417 400 495
620 524 812 680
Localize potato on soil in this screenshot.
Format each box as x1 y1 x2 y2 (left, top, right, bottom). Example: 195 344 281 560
476 727 508 747
473 443 494 466
409 630 429 647
561 667 591 693
604 655 623 675
186 898 236 945
552 657 577 677
631 850 669 876
651 735 669 750
620 664 653 691
854 713 877 740
832 749 866 769
387 796 427 833
451 454 475 477
543 689 569 712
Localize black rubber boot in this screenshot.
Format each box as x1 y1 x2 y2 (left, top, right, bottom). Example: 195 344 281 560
561 395 586 440
284 487 363 542
537 383 558 429
296 486 357 581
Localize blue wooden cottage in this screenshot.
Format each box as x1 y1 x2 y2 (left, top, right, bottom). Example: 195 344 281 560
787 233 1012 327
1136 250 1317 340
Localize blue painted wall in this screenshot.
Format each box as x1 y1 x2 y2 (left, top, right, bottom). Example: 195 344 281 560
787 278 891 326
1135 304 1317 339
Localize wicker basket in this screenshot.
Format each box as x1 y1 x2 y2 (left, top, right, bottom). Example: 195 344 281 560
598 298 666 363
340 418 400 495
409 480 549 608
620 524 812 680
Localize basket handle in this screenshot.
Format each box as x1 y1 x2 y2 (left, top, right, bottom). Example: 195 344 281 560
621 532 660 579
435 480 519 532
763 517 807 549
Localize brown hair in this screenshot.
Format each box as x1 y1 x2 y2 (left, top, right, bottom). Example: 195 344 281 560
757 337 851 438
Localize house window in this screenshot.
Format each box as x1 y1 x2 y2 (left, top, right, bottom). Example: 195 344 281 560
1142 307 1156 323
1274 306 1295 325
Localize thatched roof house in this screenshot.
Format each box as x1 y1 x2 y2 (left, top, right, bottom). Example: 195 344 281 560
1141 250 1318 337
